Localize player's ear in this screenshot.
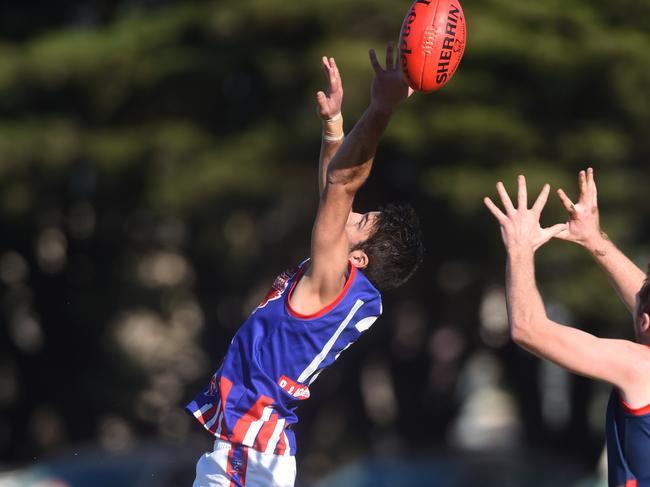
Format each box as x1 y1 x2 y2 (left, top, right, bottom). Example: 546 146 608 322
641 312 650 333
349 249 369 269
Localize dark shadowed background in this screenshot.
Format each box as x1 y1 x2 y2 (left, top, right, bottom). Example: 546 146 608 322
0 0 649 485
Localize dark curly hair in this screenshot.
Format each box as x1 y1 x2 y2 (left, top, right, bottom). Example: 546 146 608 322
353 203 424 292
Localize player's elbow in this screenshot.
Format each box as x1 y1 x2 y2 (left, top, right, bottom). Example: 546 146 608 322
510 313 550 348
510 320 534 347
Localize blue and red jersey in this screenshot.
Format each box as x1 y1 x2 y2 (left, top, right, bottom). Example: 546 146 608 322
186 260 382 456
606 389 650 486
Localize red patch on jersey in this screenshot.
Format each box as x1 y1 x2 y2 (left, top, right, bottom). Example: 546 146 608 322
278 374 310 400
258 267 296 309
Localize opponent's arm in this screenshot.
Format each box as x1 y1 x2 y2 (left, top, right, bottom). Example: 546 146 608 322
485 176 650 407
555 168 646 314
316 56 344 196
302 42 412 305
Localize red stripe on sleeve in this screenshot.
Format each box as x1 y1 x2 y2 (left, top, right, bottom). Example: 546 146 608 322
196 405 217 426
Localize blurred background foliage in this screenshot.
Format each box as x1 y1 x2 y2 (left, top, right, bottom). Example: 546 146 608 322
0 0 649 485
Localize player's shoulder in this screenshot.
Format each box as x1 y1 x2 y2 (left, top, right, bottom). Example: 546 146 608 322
289 261 381 318
616 341 650 405
613 340 650 372
622 341 650 362
256 260 307 311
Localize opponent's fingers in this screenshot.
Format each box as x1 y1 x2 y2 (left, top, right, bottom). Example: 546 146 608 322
517 174 528 210
385 41 395 70
532 184 551 214
369 48 383 73
483 197 509 225
496 182 516 215
556 188 576 214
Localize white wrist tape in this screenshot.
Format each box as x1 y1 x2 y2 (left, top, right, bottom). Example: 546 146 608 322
322 133 344 142
322 112 343 141
325 112 342 123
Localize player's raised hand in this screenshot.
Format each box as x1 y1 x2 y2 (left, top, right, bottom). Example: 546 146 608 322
316 56 343 121
555 168 603 246
369 41 413 113
484 175 567 254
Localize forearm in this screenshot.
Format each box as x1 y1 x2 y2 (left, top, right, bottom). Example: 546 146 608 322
326 104 391 191
506 251 548 346
581 233 645 313
505 248 646 388
318 116 344 196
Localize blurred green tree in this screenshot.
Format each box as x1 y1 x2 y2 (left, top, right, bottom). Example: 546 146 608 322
0 0 649 481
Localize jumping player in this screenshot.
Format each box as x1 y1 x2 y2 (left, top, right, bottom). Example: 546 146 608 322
484 170 650 487
186 42 423 487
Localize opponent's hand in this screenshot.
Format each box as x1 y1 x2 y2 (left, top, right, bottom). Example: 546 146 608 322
555 168 603 246
316 56 343 121
484 175 567 255
369 41 413 114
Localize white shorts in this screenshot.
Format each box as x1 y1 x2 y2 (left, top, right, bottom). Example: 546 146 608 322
193 439 296 487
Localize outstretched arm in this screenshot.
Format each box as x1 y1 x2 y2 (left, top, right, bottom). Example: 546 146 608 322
555 168 646 314
316 56 344 196
294 42 412 311
484 176 650 407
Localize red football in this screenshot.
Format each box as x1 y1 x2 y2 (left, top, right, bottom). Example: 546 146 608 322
399 0 467 92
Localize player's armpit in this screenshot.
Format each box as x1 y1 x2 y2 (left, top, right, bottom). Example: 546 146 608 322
514 319 650 407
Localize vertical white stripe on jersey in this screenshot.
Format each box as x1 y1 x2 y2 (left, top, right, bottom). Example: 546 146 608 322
265 418 286 454
297 299 365 383
213 399 224 436
243 406 274 447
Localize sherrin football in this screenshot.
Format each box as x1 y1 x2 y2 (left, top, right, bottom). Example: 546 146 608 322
399 0 467 92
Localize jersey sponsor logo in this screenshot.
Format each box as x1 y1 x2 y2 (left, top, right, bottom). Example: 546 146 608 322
278 374 310 400
258 267 296 309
